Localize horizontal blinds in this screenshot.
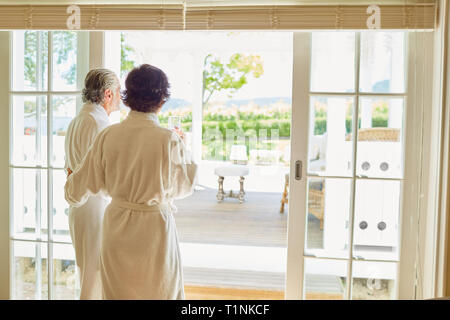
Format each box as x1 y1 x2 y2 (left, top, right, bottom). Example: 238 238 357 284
0 0 436 5
0 5 185 30
0 3 436 30
185 0 438 6
186 5 436 30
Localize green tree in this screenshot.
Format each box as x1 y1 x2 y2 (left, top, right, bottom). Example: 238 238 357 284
24 31 77 89
121 33 136 77
23 31 77 121
202 53 264 106
24 31 47 90
52 31 77 86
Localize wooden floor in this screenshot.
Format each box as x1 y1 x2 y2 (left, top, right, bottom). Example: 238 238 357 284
183 267 285 290
185 285 285 300
182 267 344 300
174 187 323 248
173 187 338 299
185 286 343 300
185 286 342 300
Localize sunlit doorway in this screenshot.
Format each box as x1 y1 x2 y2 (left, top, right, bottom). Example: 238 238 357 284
114 31 293 299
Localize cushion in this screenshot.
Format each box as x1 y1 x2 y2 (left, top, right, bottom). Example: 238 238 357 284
214 165 250 177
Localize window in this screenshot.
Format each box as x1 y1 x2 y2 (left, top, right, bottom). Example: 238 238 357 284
10 31 87 299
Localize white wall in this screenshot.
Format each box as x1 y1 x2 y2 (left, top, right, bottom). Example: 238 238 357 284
0 31 11 300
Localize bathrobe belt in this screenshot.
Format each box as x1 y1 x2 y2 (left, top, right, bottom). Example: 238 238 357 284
110 198 165 212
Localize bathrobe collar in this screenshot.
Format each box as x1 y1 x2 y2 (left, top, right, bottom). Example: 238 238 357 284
127 110 160 126
81 102 109 122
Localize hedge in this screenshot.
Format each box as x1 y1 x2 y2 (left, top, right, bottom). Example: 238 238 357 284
315 117 388 135
166 117 388 137
201 120 291 137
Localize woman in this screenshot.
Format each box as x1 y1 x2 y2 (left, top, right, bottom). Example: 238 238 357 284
65 64 197 299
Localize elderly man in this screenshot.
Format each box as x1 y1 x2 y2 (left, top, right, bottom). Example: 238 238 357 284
65 69 121 300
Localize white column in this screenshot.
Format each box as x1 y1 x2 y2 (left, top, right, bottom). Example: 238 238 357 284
323 98 347 251
89 31 105 69
13 31 25 90
361 99 372 128
390 33 404 93
325 98 347 174
323 179 351 254
388 99 403 128
103 31 123 124
308 98 315 139
191 52 204 164
76 31 89 114
0 31 11 299
104 31 122 77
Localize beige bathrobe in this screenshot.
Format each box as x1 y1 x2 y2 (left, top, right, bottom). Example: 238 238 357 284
64 110 197 300
65 103 110 300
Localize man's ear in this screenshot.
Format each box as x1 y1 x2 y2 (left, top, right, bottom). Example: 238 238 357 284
104 88 112 100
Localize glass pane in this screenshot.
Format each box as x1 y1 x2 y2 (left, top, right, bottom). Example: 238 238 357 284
304 258 347 300
52 170 71 243
308 96 354 177
12 95 48 167
12 31 48 91
356 98 404 179
351 261 397 300
360 32 405 94
305 178 351 259
52 96 77 168
53 243 79 300
52 31 78 91
12 169 48 241
353 180 401 261
12 241 48 300
311 32 355 93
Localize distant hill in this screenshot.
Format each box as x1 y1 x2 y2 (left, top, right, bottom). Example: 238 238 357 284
161 98 192 111
223 97 292 108
161 97 292 111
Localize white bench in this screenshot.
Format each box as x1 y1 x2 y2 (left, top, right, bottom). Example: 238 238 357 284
214 165 250 203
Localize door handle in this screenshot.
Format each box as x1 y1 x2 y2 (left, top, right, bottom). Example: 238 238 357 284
295 160 302 180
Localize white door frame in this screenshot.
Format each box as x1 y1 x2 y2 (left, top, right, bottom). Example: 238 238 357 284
433 0 450 298
285 32 310 300
0 28 445 300
0 31 12 300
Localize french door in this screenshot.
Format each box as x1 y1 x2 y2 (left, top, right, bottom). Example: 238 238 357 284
286 31 433 300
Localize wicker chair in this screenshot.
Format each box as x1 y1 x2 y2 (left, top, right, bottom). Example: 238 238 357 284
308 183 325 230
280 175 325 230
346 128 400 142
280 173 289 214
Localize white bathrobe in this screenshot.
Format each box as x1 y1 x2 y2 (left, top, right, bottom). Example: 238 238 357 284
64 110 197 300
65 102 110 300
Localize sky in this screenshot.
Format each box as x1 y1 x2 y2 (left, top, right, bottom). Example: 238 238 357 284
120 30 404 103
123 31 294 102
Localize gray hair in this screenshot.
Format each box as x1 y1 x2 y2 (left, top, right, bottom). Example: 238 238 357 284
82 68 120 105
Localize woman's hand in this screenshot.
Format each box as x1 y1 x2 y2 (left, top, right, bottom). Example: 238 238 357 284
173 127 185 141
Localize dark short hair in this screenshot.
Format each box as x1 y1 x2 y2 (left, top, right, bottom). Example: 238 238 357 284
122 64 170 113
